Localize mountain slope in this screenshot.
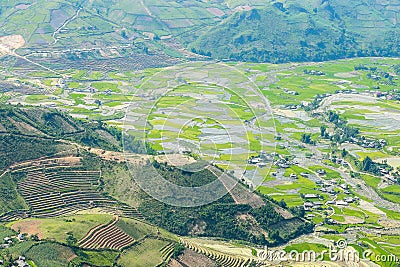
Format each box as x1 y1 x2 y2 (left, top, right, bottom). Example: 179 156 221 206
190 0 400 62
1 0 399 63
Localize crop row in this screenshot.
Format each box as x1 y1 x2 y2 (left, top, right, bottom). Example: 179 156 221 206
180 239 262 267
17 170 116 217
160 242 174 262
78 217 135 250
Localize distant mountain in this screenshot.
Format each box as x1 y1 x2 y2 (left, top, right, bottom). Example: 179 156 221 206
190 0 400 62
0 0 399 64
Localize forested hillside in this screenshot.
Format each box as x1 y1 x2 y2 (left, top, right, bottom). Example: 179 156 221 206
191 1 400 62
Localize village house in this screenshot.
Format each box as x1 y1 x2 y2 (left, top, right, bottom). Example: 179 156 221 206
336 200 349 206
304 194 319 199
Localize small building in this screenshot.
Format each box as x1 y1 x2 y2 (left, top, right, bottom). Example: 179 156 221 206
304 202 314 209
304 194 318 199
344 197 354 203
336 200 349 206
17 234 25 241
250 158 261 164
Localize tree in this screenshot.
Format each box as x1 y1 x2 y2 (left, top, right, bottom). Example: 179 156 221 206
394 64 400 75
301 133 313 144
359 156 378 174
320 125 327 137
30 234 39 241
66 232 77 246
279 199 287 209
269 230 282 243
172 243 185 259
121 30 128 39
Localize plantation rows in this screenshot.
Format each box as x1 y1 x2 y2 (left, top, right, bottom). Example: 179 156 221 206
17 170 116 217
181 239 263 267
160 242 174 263
0 210 28 221
78 217 135 250
10 161 81 175
99 205 144 220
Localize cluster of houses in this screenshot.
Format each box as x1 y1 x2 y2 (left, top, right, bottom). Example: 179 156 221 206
329 158 350 167
0 235 30 266
353 89 400 101
303 195 359 211
379 167 398 184
1 234 25 249
0 256 30 267
283 88 299 96
349 137 387 149
284 104 302 110
302 178 359 211
303 69 326 76
248 152 277 168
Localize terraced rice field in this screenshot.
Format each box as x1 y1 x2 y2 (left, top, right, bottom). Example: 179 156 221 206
180 239 258 267
159 242 175 263
17 169 116 217
78 217 135 250
124 62 275 187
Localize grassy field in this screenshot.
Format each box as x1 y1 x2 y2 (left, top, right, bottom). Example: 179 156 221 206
25 243 76 267
8 214 114 242
117 238 170 267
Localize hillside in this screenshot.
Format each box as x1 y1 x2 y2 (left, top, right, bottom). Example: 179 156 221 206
190 0 400 62
1 0 399 64
0 106 122 171
0 0 400 65
0 106 312 248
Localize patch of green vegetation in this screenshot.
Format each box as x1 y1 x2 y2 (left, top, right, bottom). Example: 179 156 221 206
257 186 280 195
116 218 176 241
8 214 113 243
156 96 192 108
269 194 304 207
0 172 28 215
25 95 49 103
72 250 118 267
118 238 169 267
308 166 341 180
91 82 120 92
284 242 328 253
0 225 17 241
25 242 75 267
67 82 80 89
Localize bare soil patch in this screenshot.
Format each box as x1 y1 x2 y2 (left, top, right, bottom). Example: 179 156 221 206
11 220 43 239
155 154 196 167
340 215 365 224
334 71 360 78
358 200 386 215
0 35 25 56
172 249 216 267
